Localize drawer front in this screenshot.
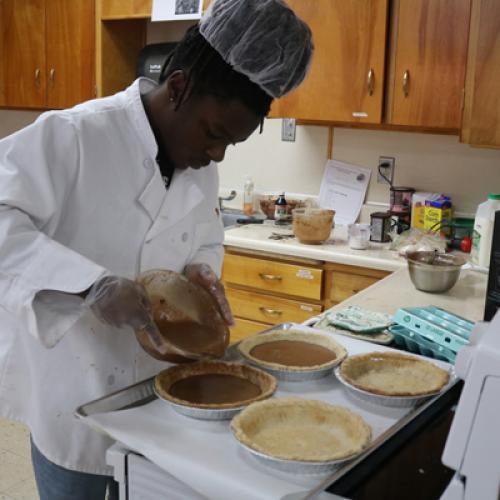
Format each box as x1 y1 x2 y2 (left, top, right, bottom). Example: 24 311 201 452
327 272 381 304
229 318 269 343
226 287 322 325
223 254 323 300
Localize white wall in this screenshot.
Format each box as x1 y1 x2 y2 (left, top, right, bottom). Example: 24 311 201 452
219 122 500 216
1 106 500 217
0 110 41 138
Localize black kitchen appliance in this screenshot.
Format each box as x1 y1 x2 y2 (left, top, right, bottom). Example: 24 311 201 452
484 210 500 321
136 42 178 83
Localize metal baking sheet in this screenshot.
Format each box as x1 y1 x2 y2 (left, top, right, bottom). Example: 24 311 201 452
75 323 458 497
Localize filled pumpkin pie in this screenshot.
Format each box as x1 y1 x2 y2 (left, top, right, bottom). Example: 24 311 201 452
154 361 276 410
231 397 371 462
339 351 450 397
237 330 347 372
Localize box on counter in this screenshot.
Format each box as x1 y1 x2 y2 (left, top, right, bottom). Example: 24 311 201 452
411 192 441 230
424 206 453 235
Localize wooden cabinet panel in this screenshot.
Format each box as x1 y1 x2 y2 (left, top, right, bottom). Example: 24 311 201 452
46 0 95 109
325 263 390 306
1 0 94 109
223 254 323 301
270 0 388 124
2 0 46 108
101 0 152 19
389 0 471 128
226 287 322 325
229 318 269 344
461 0 500 147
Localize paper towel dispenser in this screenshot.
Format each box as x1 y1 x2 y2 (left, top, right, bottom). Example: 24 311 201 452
136 43 178 83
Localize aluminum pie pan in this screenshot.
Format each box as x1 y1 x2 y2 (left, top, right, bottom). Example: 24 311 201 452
153 386 246 420
234 436 356 474
334 366 453 408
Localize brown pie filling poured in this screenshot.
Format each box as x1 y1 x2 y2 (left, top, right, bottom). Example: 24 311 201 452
168 374 262 404
249 340 337 367
155 317 226 358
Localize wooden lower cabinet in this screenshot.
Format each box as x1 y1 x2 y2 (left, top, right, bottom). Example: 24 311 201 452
324 263 390 308
229 318 269 344
223 248 391 343
226 288 322 326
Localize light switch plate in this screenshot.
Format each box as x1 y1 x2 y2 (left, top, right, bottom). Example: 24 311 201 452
281 118 296 142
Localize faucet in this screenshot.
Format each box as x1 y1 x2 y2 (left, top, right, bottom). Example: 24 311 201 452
218 190 237 210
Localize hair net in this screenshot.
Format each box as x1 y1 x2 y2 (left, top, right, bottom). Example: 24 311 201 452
199 0 313 98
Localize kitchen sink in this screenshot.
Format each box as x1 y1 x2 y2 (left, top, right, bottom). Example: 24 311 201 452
221 208 266 228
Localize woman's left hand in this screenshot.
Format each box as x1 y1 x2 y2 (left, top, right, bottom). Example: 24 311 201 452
183 263 234 326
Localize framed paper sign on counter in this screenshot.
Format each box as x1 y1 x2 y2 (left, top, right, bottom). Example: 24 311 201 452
152 0 203 21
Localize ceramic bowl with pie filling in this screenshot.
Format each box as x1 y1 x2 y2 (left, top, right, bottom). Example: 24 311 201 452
336 351 451 408
154 361 277 420
237 329 347 381
231 397 372 473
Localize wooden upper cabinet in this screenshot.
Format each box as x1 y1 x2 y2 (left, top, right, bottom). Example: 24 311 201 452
2 0 46 108
0 0 94 110
388 0 471 128
100 0 152 19
46 0 95 109
461 0 500 148
270 0 389 124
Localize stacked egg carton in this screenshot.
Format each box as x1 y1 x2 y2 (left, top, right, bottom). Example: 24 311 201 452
390 306 474 363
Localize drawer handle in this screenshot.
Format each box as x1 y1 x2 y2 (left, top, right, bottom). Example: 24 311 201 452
259 273 282 282
259 307 283 317
402 70 410 97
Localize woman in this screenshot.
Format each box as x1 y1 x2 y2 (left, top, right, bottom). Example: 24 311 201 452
0 0 313 498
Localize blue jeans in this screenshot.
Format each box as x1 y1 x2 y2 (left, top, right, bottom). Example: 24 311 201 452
31 439 119 500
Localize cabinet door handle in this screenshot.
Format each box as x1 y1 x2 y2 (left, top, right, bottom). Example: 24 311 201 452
49 68 55 84
367 68 375 96
34 68 40 86
259 307 283 317
258 273 282 282
402 70 410 97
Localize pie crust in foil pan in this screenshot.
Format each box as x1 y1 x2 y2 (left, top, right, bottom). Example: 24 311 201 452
334 366 455 408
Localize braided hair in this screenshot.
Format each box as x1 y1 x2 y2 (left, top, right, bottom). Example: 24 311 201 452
159 24 273 126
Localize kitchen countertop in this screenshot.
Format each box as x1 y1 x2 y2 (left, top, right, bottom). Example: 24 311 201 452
224 222 406 272
322 266 487 322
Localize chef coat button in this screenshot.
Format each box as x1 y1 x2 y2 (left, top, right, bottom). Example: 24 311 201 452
143 158 154 169
181 232 189 242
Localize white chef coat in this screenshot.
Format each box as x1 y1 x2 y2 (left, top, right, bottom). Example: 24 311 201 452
0 78 224 475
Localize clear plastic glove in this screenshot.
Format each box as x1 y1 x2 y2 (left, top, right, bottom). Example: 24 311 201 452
85 276 169 354
183 263 235 326
86 276 151 328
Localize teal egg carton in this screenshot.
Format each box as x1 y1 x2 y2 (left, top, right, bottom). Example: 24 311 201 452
392 306 474 353
389 325 457 364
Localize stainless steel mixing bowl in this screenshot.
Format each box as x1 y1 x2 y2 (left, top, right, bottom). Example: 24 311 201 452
406 251 467 293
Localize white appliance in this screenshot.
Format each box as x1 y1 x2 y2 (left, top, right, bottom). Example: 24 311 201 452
441 311 500 499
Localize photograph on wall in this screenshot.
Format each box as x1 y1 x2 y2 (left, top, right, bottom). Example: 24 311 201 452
152 0 203 21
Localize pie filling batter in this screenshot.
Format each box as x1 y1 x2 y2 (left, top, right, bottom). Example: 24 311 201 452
249 340 337 367
168 373 262 404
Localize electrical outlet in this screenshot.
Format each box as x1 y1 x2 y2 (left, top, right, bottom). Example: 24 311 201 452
377 156 395 184
281 118 296 142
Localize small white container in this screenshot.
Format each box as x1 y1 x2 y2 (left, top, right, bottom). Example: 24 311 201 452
348 223 371 250
471 194 500 268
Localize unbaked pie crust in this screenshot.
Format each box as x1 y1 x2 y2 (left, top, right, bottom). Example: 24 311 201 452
155 361 277 410
231 397 371 462
237 330 347 372
339 351 449 397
